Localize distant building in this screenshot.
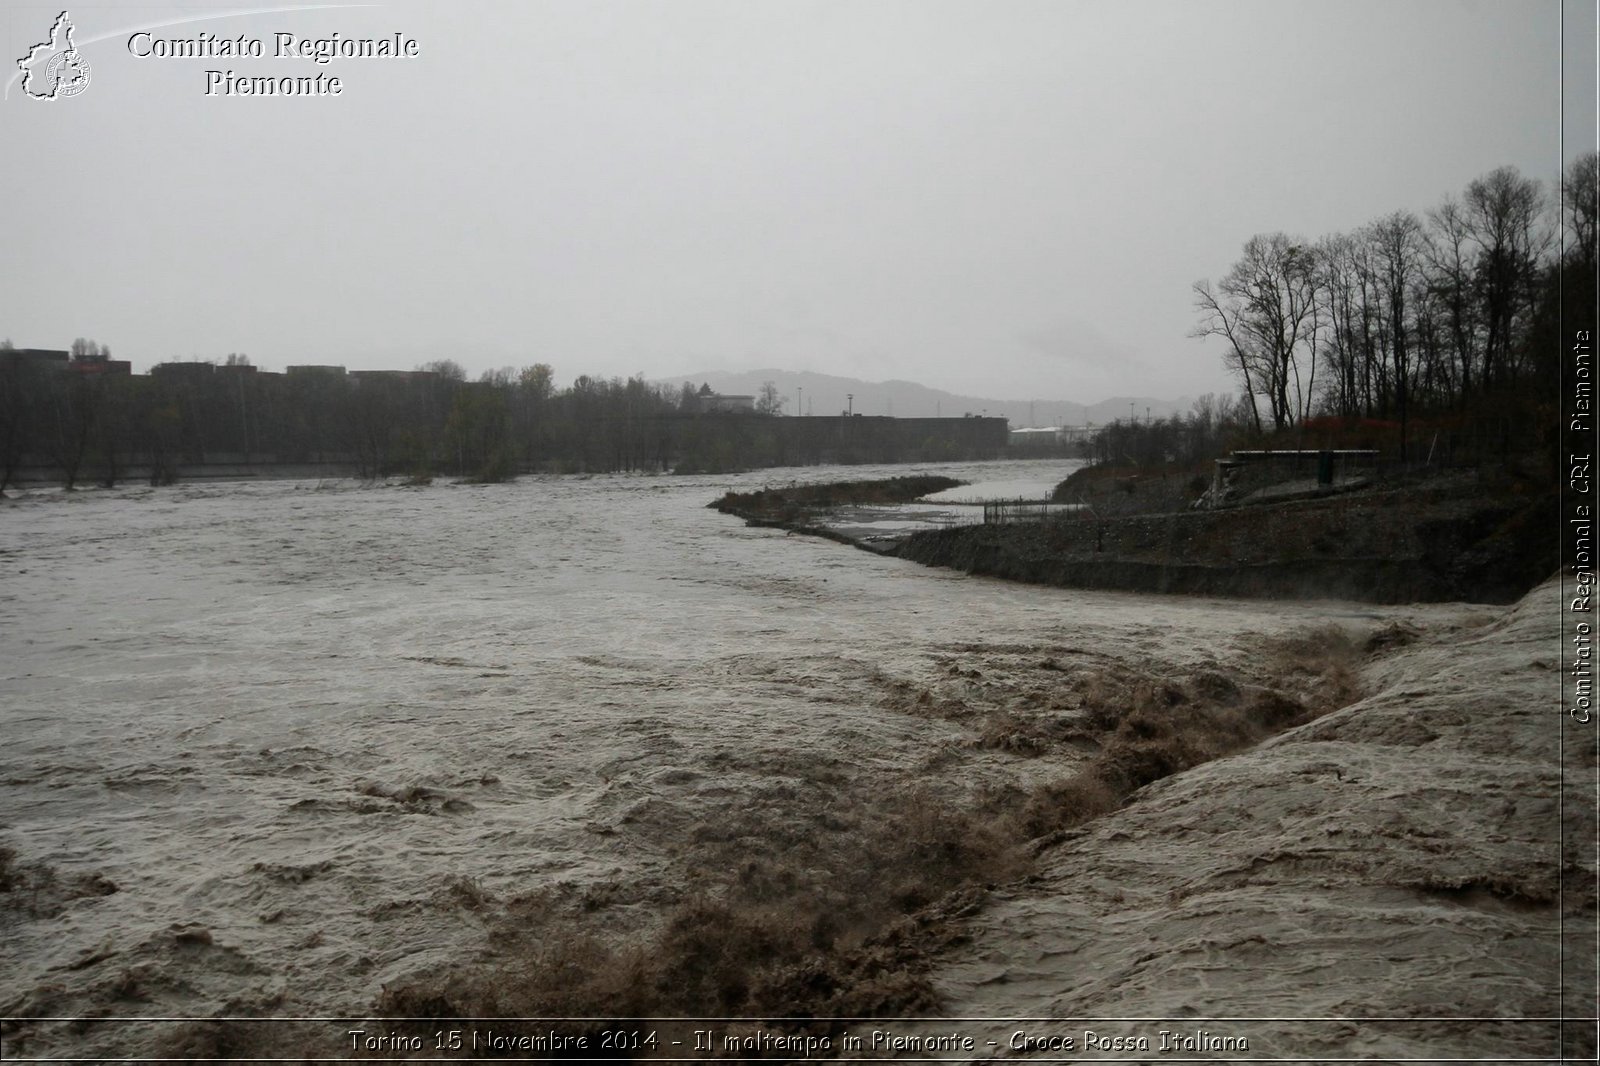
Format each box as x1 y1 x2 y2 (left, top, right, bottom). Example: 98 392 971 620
8 348 69 369
286 365 347 376
682 383 756 414
67 353 132 376
1009 427 1059 447
1009 425 1093 447
350 369 440 386
151 361 216 379
703 393 755 413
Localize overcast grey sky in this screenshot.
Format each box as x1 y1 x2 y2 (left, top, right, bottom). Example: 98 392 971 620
3 0 1594 403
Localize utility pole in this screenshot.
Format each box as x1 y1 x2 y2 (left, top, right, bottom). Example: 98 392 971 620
847 393 853 416
797 386 803 416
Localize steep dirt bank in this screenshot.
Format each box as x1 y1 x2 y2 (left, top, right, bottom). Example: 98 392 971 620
894 479 1557 603
916 574 1595 1061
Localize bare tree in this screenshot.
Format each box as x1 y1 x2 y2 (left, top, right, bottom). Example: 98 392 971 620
1565 151 1598 271
0 350 37 496
755 380 785 415
1191 279 1265 434
1314 232 1365 416
48 372 98 489
1366 211 1426 456
1193 234 1318 432
1461 166 1549 386
519 363 554 401
1424 196 1481 405
418 359 467 382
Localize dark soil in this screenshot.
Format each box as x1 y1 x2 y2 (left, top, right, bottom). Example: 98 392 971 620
896 477 1557 604
712 470 1558 604
712 476 963 518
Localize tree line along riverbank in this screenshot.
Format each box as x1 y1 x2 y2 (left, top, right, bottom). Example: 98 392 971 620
0 353 1008 493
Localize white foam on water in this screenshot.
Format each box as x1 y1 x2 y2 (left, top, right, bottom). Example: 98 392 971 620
0 460 1471 1049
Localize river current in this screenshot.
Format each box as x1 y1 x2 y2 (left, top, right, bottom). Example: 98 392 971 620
0 459 1447 1053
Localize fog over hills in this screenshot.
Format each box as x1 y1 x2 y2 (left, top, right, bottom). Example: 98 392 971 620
663 369 1192 427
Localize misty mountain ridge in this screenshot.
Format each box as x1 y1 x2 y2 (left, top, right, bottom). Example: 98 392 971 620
662 369 1191 427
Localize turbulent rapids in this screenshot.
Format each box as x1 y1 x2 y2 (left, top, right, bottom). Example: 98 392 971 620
0 460 1583 1061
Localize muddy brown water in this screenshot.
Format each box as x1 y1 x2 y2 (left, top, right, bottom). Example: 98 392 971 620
0 460 1463 1055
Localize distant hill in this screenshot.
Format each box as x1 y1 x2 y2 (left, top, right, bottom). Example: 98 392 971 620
660 369 1190 427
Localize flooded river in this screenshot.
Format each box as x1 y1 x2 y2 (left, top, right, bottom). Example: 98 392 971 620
0 459 1460 1056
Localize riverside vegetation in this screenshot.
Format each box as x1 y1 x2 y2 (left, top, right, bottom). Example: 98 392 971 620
0 357 1005 493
